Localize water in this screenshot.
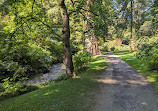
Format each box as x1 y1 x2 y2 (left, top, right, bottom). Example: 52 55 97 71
26 63 66 85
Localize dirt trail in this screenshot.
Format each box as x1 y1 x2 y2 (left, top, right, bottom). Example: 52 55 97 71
93 52 158 111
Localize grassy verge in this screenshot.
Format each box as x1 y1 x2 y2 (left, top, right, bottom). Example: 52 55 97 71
0 56 107 111
114 51 158 92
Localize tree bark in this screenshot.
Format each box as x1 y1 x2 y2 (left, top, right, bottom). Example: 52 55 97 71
107 25 111 41
2 0 5 15
129 0 133 52
57 0 75 78
84 0 101 55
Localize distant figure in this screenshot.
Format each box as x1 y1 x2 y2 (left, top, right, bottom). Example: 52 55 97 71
125 46 126 50
121 46 123 50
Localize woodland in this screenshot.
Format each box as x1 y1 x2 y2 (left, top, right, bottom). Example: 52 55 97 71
0 0 158 102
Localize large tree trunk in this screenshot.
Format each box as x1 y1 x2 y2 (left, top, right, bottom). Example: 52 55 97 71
84 0 101 55
129 0 133 52
92 37 101 55
58 0 75 78
85 0 92 53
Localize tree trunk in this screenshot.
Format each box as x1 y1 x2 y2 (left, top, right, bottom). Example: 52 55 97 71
129 0 133 52
85 0 92 53
84 0 101 55
58 0 75 78
107 25 111 41
2 0 5 15
93 37 101 55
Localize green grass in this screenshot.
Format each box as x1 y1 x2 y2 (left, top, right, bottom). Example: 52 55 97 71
114 51 158 92
0 56 107 111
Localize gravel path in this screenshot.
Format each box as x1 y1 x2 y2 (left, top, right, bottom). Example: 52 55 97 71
94 52 158 111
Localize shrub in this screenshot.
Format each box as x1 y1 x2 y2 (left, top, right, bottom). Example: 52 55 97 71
0 60 28 82
148 45 158 71
110 47 115 51
136 37 158 71
99 42 108 52
0 73 39 98
73 51 92 71
46 40 64 63
0 43 51 79
114 46 120 51
0 73 27 97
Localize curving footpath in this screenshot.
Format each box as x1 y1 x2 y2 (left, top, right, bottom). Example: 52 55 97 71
94 52 158 111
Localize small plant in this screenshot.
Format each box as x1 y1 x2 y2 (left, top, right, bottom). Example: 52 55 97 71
73 51 92 71
0 73 28 97
110 47 115 51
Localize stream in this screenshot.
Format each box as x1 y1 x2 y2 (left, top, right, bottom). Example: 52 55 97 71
26 63 66 85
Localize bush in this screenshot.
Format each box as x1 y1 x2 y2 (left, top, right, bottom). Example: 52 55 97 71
0 60 28 82
110 47 115 51
45 40 64 63
0 43 51 80
148 45 158 71
136 37 158 71
0 73 39 98
100 40 118 52
135 44 153 59
73 51 92 71
0 73 27 97
99 42 108 52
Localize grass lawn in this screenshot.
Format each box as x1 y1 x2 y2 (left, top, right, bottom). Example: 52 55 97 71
0 56 107 111
114 51 158 92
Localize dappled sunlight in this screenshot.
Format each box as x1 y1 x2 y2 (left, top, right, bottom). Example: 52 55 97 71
126 80 149 86
95 51 158 111
43 90 59 96
98 78 120 84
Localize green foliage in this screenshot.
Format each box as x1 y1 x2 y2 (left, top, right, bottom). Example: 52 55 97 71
148 45 158 71
0 56 107 111
136 37 158 71
110 47 115 51
73 51 92 71
0 43 51 81
0 60 27 81
0 73 27 98
99 42 108 52
92 0 115 41
45 40 64 63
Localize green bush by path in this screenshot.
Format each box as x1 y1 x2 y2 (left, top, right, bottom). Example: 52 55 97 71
73 51 92 71
135 37 158 71
114 51 158 92
0 56 108 111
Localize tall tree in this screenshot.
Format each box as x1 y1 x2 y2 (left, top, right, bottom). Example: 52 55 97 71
84 0 101 55
129 0 133 52
57 0 75 78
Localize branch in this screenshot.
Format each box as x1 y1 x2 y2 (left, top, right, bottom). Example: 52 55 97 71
31 17 62 38
69 7 98 16
79 10 94 29
32 0 36 14
10 17 62 39
80 8 98 16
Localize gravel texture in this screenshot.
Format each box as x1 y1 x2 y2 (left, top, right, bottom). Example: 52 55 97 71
94 52 158 111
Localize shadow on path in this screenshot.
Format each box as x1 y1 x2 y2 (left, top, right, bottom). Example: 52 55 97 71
93 52 158 111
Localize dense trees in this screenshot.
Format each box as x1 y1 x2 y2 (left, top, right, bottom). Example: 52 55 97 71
0 0 115 79
0 0 157 96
